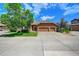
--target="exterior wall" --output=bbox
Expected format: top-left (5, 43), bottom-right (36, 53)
top-left (71, 25), bottom-right (79, 31)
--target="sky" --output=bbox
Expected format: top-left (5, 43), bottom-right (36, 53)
top-left (0, 3), bottom-right (79, 23)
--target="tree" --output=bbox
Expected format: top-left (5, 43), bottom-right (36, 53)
top-left (21, 9), bottom-right (34, 32)
top-left (3, 3), bottom-right (22, 32)
top-left (59, 18), bottom-right (70, 33)
top-left (1, 3), bottom-right (34, 32)
top-left (60, 18), bottom-right (65, 28)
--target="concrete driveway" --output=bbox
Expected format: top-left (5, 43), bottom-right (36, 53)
top-left (0, 31), bottom-right (79, 56)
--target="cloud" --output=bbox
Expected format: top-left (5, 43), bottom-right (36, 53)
top-left (32, 3), bottom-right (49, 15)
top-left (23, 4), bottom-right (33, 11)
top-left (32, 3), bottom-right (49, 9)
top-left (41, 16), bottom-right (55, 20)
top-left (63, 5), bottom-right (79, 16)
top-left (22, 3), bottom-right (49, 16)
top-left (23, 3), bottom-right (46, 16)
top-left (56, 3), bottom-right (79, 16)
top-left (58, 3), bottom-right (69, 10)
top-left (64, 9), bottom-right (79, 16)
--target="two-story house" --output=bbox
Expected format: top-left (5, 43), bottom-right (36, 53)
top-left (71, 19), bottom-right (79, 31)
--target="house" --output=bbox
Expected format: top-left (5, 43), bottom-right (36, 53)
top-left (71, 19), bottom-right (79, 31)
top-left (31, 20), bottom-right (57, 32)
top-left (0, 23), bottom-right (6, 31)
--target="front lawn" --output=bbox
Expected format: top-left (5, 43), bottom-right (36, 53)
top-left (0, 32), bottom-right (38, 37)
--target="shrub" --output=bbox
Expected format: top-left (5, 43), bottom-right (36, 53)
top-left (60, 28), bottom-right (64, 33)
top-left (60, 27), bottom-right (70, 33)
top-left (64, 27), bottom-right (70, 33)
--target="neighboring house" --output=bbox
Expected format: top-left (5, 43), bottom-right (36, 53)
top-left (0, 23), bottom-right (6, 31)
top-left (71, 19), bottom-right (79, 24)
top-left (71, 19), bottom-right (79, 31)
top-left (31, 20), bottom-right (57, 32)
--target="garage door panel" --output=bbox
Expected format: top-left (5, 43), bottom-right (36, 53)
top-left (38, 28), bottom-right (48, 31)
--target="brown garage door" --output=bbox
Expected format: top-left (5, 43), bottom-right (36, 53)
top-left (38, 27), bottom-right (49, 31)
top-left (71, 25), bottom-right (79, 31)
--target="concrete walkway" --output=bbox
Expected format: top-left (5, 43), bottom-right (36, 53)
top-left (0, 31), bottom-right (79, 56)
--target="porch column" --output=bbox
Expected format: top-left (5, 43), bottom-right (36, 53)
top-left (48, 27), bottom-right (50, 32)
top-left (37, 26), bottom-right (39, 31)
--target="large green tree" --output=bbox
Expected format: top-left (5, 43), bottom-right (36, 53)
top-left (4, 3), bottom-right (22, 32)
top-left (0, 3), bottom-right (34, 32)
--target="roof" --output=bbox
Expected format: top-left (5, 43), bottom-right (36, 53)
top-left (31, 21), bottom-right (40, 25)
top-left (71, 19), bottom-right (79, 22)
top-left (31, 20), bottom-right (57, 26)
top-left (31, 22), bottom-right (38, 25)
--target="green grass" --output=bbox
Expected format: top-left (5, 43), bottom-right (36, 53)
top-left (21, 32), bottom-right (38, 36)
top-left (0, 32), bottom-right (38, 37)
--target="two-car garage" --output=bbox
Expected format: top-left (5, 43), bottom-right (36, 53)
top-left (38, 26), bottom-right (56, 32)
top-left (32, 22), bottom-right (57, 32)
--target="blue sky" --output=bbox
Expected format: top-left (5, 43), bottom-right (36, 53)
top-left (0, 3), bottom-right (79, 23)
